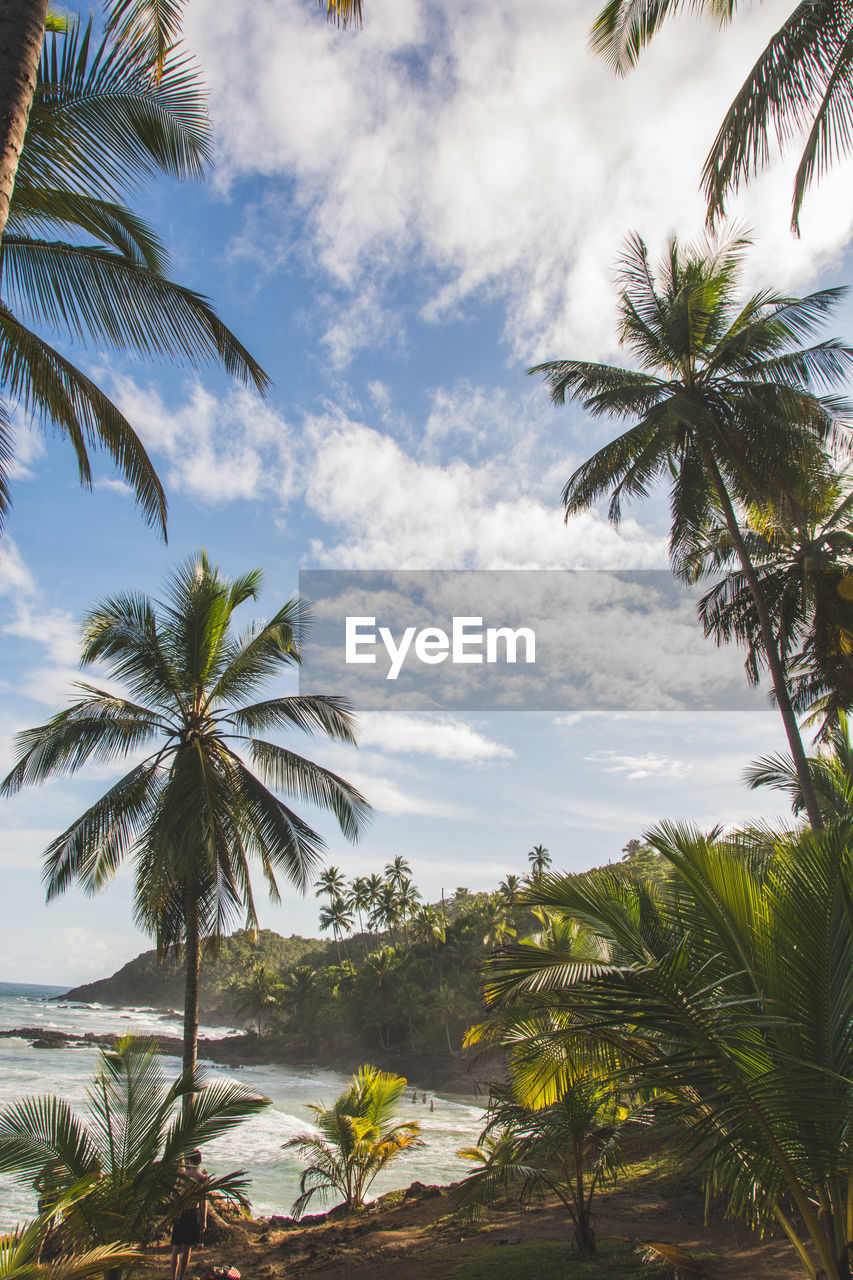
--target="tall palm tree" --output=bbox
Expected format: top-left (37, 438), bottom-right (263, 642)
top-left (314, 865), bottom-right (347, 903)
top-left (530, 232), bottom-right (853, 831)
top-left (348, 874), bottom-right (372, 951)
top-left (0, 1), bottom-right (363, 248)
top-left (591, 0), bottom-right (853, 227)
top-left (384, 854), bottom-right (412, 889)
top-left (526, 844), bottom-right (551, 881)
top-left (318, 893), bottom-right (354, 962)
top-left (0, 552), bottom-right (370, 1085)
top-left (689, 473), bottom-right (853, 738)
top-left (0, 20), bottom-right (269, 535)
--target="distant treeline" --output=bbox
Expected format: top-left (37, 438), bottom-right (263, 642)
top-left (65, 843), bottom-right (666, 1062)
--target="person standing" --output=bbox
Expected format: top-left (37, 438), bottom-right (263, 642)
top-left (170, 1151), bottom-right (208, 1280)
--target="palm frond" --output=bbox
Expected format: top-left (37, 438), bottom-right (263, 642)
top-left (0, 306), bottom-right (166, 534)
top-left (0, 237), bottom-right (269, 390)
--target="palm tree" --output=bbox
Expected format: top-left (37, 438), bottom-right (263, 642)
top-left (384, 854), bottom-right (412, 889)
top-left (348, 874), bottom-right (372, 951)
top-left (498, 873), bottom-right (522, 907)
top-left (318, 893), bottom-right (354, 961)
top-left (229, 960), bottom-right (284, 1037)
top-left (0, 1197), bottom-right (140, 1280)
top-left (370, 880), bottom-right (402, 950)
top-left (526, 843), bottom-right (552, 881)
top-left (279, 964), bottom-right (320, 1039)
top-left (314, 865), bottom-right (347, 903)
top-left (481, 898), bottom-right (516, 951)
top-left (0, 1), bottom-right (363, 248)
top-left (530, 232), bottom-right (853, 831)
top-left (0, 1037), bottom-right (266, 1264)
top-left (0, 20), bottom-right (269, 534)
top-left (688, 472), bottom-right (853, 739)
top-left (590, 0), bottom-right (853, 227)
top-left (0, 552), bottom-right (370, 1086)
top-left (458, 1082), bottom-right (626, 1259)
top-left (745, 709), bottom-right (853, 820)
top-left (286, 1066), bottom-right (422, 1217)
top-left (482, 818), bottom-right (853, 1280)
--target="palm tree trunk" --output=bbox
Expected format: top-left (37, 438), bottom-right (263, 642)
top-left (183, 887), bottom-right (200, 1102)
top-left (0, 0), bottom-right (48, 243)
top-left (704, 453), bottom-right (823, 831)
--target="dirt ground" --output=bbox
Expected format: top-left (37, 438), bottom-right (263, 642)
top-left (145, 1167), bottom-right (806, 1280)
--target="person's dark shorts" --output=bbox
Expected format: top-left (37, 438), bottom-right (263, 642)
top-left (171, 1208), bottom-right (202, 1248)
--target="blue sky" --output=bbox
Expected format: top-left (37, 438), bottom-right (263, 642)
top-left (2, 0), bottom-right (853, 984)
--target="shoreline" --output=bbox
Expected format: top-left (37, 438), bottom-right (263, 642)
top-left (0, 1024), bottom-right (494, 1099)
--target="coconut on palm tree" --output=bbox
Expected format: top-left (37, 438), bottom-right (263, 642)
top-left (530, 231), bottom-right (853, 830)
top-left (0, 551), bottom-right (371, 1085)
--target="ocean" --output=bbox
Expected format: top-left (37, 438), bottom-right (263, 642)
top-left (0, 982), bottom-right (485, 1231)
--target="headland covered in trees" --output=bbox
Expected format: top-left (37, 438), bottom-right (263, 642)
top-left (55, 846), bottom-right (657, 1091)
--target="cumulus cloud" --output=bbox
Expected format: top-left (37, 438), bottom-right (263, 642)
top-left (107, 373), bottom-right (668, 569)
top-left (110, 377), bottom-right (297, 506)
top-left (185, 0), bottom-right (853, 364)
top-left (0, 539), bottom-right (35, 598)
top-left (301, 408), bottom-right (667, 569)
top-left (356, 711), bottom-right (513, 761)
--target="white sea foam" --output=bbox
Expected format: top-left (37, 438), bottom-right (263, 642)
top-left (0, 986), bottom-right (484, 1228)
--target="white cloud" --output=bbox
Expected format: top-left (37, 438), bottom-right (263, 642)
top-left (0, 539), bottom-right (35, 598)
top-left (94, 477), bottom-right (135, 498)
top-left (110, 377), bottom-right (297, 505)
top-left (585, 749), bottom-right (693, 780)
top-left (5, 604), bottom-right (81, 668)
top-left (301, 409), bottom-right (667, 569)
top-left (343, 766), bottom-right (460, 816)
top-left (107, 374), bottom-right (668, 568)
top-left (186, 0), bottom-right (853, 364)
top-left (356, 711), bottom-right (513, 761)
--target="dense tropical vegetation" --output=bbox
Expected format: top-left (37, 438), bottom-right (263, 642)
top-left (64, 850), bottom-right (559, 1067)
top-left (0, 552), bottom-right (370, 1086)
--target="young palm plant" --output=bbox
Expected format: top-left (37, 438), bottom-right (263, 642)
top-left (0, 1036), bottom-right (266, 1267)
top-left (286, 1066), bottom-right (422, 1216)
top-left (0, 551), bottom-right (371, 1085)
top-left (457, 1082), bottom-right (627, 1258)
top-left (531, 232), bottom-right (853, 830)
top-left (482, 814), bottom-right (853, 1280)
top-left (0, 1188), bottom-right (140, 1280)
